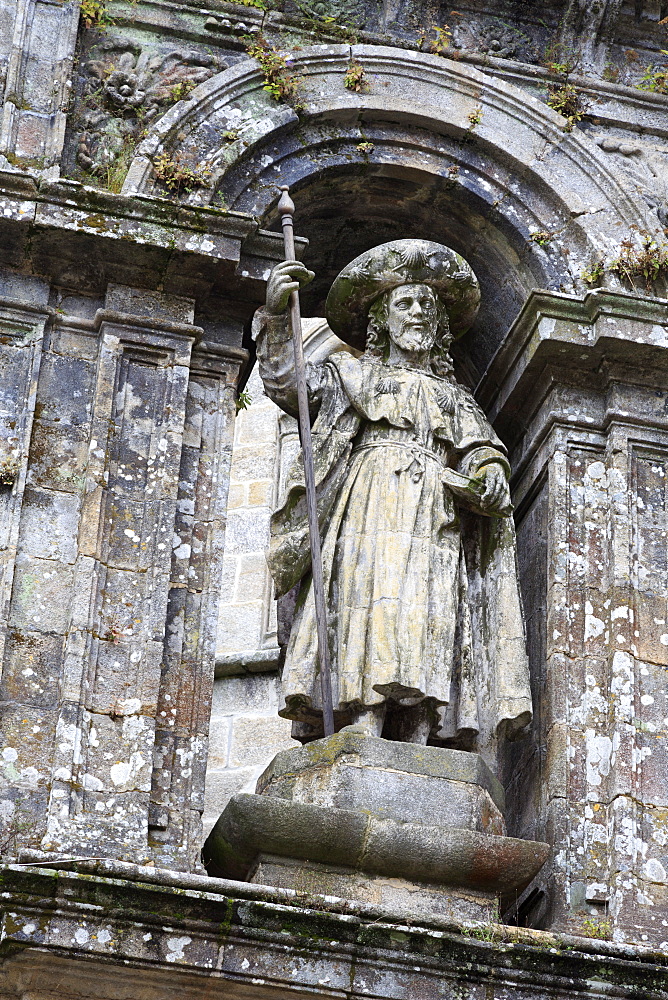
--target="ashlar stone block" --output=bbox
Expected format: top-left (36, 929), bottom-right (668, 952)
top-left (257, 729), bottom-right (506, 835)
top-left (484, 288), bottom-right (668, 943)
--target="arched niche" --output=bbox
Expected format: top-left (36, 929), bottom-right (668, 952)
top-left (123, 44), bottom-right (656, 382)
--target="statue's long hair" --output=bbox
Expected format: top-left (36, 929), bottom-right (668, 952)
top-left (365, 288), bottom-right (454, 379)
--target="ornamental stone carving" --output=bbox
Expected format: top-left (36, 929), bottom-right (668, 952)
top-left (74, 43), bottom-right (225, 178)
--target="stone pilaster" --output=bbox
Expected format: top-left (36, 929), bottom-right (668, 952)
top-left (148, 339), bottom-right (246, 871)
top-left (0, 276), bottom-right (249, 869)
top-left (0, 0), bottom-right (79, 176)
top-left (481, 288), bottom-right (668, 944)
top-left (0, 275), bottom-right (51, 838)
top-left (37, 285), bottom-right (199, 861)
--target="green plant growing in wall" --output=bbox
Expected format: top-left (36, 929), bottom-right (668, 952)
top-left (246, 36), bottom-right (304, 109)
top-left (344, 59), bottom-right (369, 93)
top-left (153, 151), bottom-right (210, 195)
top-left (602, 62), bottom-right (620, 83)
top-left (581, 259), bottom-right (605, 285)
top-left (540, 38), bottom-right (574, 76)
top-left (356, 141), bottom-right (374, 155)
top-left (80, 0), bottom-right (114, 28)
top-left (463, 924), bottom-right (496, 942)
top-left (580, 917), bottom-right (612, 940)
top-left (636, 54), bottom-right (668, 94)
top-left (467, 106), bottom-right (483, 130)
top-left (418, 24), bottom-right (453, 56)
top-left (291, 0), bottom-right (360, 43)
top-left (0, 454), bottom-right (19, 488)
top-left (169, 79), bottom-right (197, 102)
top-left (546, 82), bottom-right (585, 131)
top-left (236, 389), bottom-right (253, 411)
top-left (530, 231), bottom-right (552, 247)
top-left (460, 902), bottom-right (500, 941)
top-left (298, 14), bottom-right (358, 43)
top-left (319, 15), bottom-right (357, 43)
top-left (608, 233), bottom-right (668, 291)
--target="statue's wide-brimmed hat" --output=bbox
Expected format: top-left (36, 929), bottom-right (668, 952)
top-left (325, 239), bottom-right (480, 350)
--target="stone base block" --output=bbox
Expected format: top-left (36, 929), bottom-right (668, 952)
top-left (257, 726), bottom-right (506, 835)
top-left (251, 853), bottom-right (500, 922)
top-left (203, 730), bottom-right (550, 917)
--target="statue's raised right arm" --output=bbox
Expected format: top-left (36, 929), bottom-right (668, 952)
top-left (252, 260), bottom-right (315, 418)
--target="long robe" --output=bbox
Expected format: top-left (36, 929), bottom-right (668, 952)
top-left (253, 310), bottom-right (532, 751)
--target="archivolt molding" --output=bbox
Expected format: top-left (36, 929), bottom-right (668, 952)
top-left (121, 43), bottom-right (663, 373)
top-left (123, 44), bottom-right (653, 240)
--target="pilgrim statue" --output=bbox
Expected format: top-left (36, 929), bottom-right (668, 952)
top-left (253, 240), bottom-right (532, 755)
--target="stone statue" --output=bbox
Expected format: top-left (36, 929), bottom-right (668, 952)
top-left (253, 240), bottom-right (532, 755)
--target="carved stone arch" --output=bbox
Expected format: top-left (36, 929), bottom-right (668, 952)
top-left (123, 44), bottom-right (656, 379)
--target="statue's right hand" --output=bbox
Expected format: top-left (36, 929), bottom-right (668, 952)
top-left (266, 261), bottom-right (315, 315)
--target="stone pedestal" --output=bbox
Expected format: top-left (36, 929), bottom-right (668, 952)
top-left (204, 728), bottom-right (549, 921)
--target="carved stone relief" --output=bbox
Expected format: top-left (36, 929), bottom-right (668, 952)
top-left (285, 0), bottom-right (365, 24)
top-left (72, 40), bottom-right (227, 181)
top-left (204, 15), bottom-right (262, 40)
top-left (452, 17), bottom-right (539, 64)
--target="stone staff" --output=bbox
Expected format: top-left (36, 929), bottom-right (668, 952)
top-left (277, 185), bottom-right (335, 737)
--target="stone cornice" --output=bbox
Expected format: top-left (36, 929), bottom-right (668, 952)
top-left (0, 169), bottom-right (282, 255)
top-left (478, 288), bottom-right (668, 437)
top-left (0, 169), bottom-right (300, 303)
top-left (1, 858), bottom-right (667, 996)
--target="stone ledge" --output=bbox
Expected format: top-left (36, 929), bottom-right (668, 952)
top-left (214, 646), bottom-right (281, 677)
top-left (1, 859), bottom-right (668, 1000)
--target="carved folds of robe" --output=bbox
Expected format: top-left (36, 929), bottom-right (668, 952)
top-left (253, 310), bottom-right (532, 750)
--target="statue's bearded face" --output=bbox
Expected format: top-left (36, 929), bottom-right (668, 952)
top-left (385, 283), bottom-right (438, 354)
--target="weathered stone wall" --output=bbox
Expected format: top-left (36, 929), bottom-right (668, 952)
top-left (217, 367), bottom-right (280, 664)
top-left (0, 273), bottom-right (243, 873)
top-left (203, 672), bottom-right (296, 836)
top-left (4, 0), bottom-right (668, 986)
top-left (483, 290), bottom-right (668, 944)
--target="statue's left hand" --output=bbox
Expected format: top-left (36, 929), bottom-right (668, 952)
top-left (479, 464), bottom-right (510, 513)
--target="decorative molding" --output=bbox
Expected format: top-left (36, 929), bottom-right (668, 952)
top-left (121, 44), bottom-right (657, 307)
top-left (478, 288), bottom-right (668, 428)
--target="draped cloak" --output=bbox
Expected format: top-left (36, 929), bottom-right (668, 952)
top-left (253, 310), bottom-right (532, 750)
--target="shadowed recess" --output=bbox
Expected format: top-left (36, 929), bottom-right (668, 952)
top-left (255, 165), bottom-right (554, 387)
